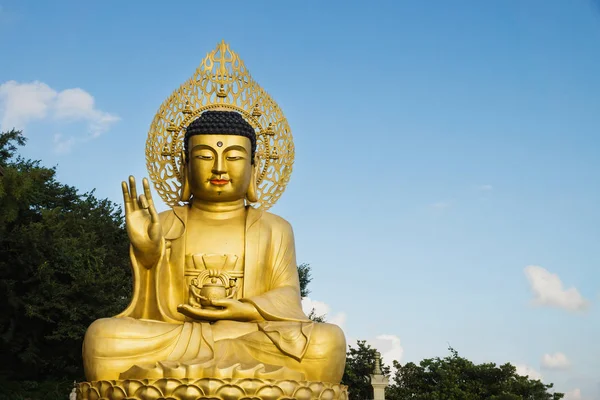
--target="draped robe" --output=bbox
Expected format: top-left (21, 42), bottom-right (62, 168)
top-left (83, 206), bottom-right (346, 383)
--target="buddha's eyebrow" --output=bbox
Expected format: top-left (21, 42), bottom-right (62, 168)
top-left (191, 144), bottom-right (213, 152)
top-left (224, 145), bottom-right (248, 153)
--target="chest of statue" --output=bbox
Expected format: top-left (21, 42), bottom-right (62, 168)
top-left (183, 214), bottom-right (246, 306)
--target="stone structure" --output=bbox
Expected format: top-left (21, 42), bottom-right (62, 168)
top-left (370, 352), bottom-right (389, 400)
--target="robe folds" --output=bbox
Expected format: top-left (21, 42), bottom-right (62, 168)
top-left (83, 206), bottom-right (346, 383)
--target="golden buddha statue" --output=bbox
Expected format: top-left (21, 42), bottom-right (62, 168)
top-left (78, 41), bottom-right (347, 400)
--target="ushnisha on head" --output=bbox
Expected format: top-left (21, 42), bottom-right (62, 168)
top-left (180, 111), bottom-right (259, 204)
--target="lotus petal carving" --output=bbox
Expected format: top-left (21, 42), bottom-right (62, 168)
top-left (76, 377), bottom-right (347, 400)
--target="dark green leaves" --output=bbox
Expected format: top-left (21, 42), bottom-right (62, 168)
top-left (0, 130), bottom-right (132, 399)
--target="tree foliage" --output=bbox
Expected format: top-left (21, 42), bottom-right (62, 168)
top-left (342, 342), bottom-right (563, 400)
top-left (387, 348), bottom-right (563, 399)
top-left (297, 262), bottom-right (312, 298)
top-left (297, 263), bottom-right (326, 322)
top-left (0, 130), bottom-right (132, 399)
top-left (307, 308), bottom-right (326, 323)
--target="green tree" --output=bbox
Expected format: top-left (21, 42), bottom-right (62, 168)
top-left (298, 262), bottom-right (312, 298)
top-left (297, 263), bottom-right (326, 322)
top-left (386, 347), bottom-right (564, 400)
top-left (341, 342), bottom-right (563, 400)
top-left (343, 340), bottom-right (391, 400)
top-left (0, 130), bottom-right (132, 399)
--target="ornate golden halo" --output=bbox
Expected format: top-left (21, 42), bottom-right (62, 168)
top-left (145, 40), bottom-right (294, 210)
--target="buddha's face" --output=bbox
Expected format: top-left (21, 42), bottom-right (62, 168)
top-left (186, 134), bottom-right (253, 202)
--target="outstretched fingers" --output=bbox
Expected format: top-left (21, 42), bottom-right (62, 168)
top-left (142, 178), bottom-right (160, 223)
top-left (142, 178), bottom-right (154, 204)
top-left (129, 176), bottom-right (139, 210)
top-left (121, 181), bottom-right (133, 214)
top-left (122, 176), bottom-right (159, 224)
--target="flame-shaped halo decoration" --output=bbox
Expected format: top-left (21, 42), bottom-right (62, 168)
top-left (145, 40), bottom-right (294, 210)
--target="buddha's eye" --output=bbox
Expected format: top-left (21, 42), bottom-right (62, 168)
top-left (195, 154), bottom-right (213, 160)
top-left (226, 156), bottom-right (244, 161)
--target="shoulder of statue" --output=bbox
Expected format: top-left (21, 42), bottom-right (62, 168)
top-left (250, 207), bottom-right (293, 235)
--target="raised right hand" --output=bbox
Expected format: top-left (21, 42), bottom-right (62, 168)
top-left (122, 176), bottom-right (163, 267)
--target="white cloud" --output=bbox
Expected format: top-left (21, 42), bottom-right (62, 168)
top-left (54, 88), bottom-right (119, 137)
top-left (564, 388), bottom-right (582, 400)
top-left (301, 297), bottom-right (346, 329)
top-left (524, 266), bottom-right (589, 312)
top-left (0, 81), bottom-right (56, 129)
top-left (541, 352), bottom-right (571, 370)
top-left (367, 334), bottom-right (404, 367)
top-left (0, 80), bottom-right (119, 152)
top-left (515, 364), bottom-right (543, 381)
top-left (328, 313), bottom-right (347, 328)
top-left (478, 184), bottom-right (493, 191)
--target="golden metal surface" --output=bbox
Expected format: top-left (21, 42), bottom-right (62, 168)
top-left (146, 40), bottom-right (294, 210)
top-left (81, 41), bottom-right (346, 396)
top-left (77, 378), bottom-right (348, 400)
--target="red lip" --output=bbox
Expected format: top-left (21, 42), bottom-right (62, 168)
top-left (209, 179), bottom-right (230, 185)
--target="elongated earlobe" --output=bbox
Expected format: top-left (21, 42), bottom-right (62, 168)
top-left (179, 151), bottom-right (192, 203)
top-left (246, 163), bottom-right (259, 203)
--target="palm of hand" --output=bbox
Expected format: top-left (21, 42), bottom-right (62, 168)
top-left (178, 299), bottom-right (261, 322)
top-left (122, 176), bottom-right (163, 264)
top-left (126, 208), bottom-right (161, 251)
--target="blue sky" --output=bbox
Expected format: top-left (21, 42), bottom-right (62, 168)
top-left (1, 0), bottom-right (599, 398)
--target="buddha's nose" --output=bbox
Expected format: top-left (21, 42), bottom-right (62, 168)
top-left (211, 156), bottom-right (226, 175)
